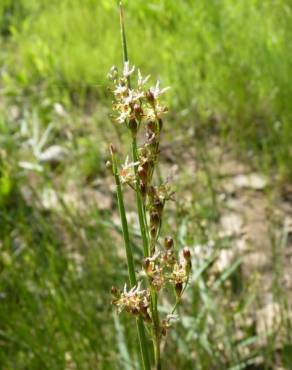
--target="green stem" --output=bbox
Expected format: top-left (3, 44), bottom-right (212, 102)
top-left (111, 148), bottom-right (151, 370)
top-left (119, 2), bottom-right (131, 88)
top-left (132, 138), bottom-right (162, 369)
top-left (155, 337), bottom-right (161, 370)
top-left (137, 316), bottom-right (152, 370)
top-left (111, 148), bottom-right (136, 286)
top-left (132, 138), bottom-right (161, 368)
top-left (132, 137), bottom-right (150, 257)
top-left (119, 3), bottom-right (160, 368)
top-left (151, 288), bottom-right (161, 370)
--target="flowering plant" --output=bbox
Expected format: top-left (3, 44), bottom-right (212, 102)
top-left (108, 4), bottom-right (191, 370)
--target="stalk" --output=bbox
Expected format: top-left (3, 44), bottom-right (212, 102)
top-left (133, 138), bottom-right (161, 369)
top-left (133, 137), bottom-right (161, 370)
top-left (132, 137), bottom-right (149, 257)
top-left (120, 2), bottom-right (131, 88)
top-left (110, 147), bottom-right (151, 370)
top-left (119, 3), bottom-right (149, 257)
top-left (151, 288), bottom-right (161, 370)
top-left (119, 3), bottom-right (161, 368)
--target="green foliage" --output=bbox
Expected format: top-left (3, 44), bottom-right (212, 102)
top-left (0, 182), bottom-right (126, 369)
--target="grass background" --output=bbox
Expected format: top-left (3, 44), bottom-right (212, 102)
top-left (1, 0), bottom-right (292, 369)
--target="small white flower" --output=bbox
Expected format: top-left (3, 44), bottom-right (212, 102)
top-left (114, 84), bottom-right (128, 96)
top-left (120, 156), bottom-right (138, 185)
top-left (166, 314), bottom-right (179, 323)
top-left (137, 69), bottom-right (150, 88)
top-left (123, 89), bottom-right (144, 105)
top-left (150, 80), bottom-right (170, 99)
top-left (123, 61), bottom-right (135, 78)
top-left (116, 110), bottom-right (131, 124)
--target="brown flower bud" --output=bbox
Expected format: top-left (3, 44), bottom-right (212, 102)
top-left (109, 144), bottom-right (116, 154)
top-left (164, 237), bottom-right (173, 250)
top-left (183, 247), bottom-right (191, 261)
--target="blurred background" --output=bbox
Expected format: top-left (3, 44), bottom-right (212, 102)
top-left (0, 0), bottom-right (292, 369)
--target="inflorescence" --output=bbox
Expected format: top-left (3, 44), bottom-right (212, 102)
top-left (109, 62), bottom-right (191, 338)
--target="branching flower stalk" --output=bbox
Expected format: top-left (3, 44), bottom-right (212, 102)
top-left (109, 3), bottom-right (192, 370)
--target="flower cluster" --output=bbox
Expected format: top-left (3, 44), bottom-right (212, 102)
top-left (144, 240), bottom-right (192, 295)
top-left (111, 284), bottom-right (151, 322)
top-left (119, 156), bottom-right (137, 186)
top-left (109, 62), bottom-right (191, 336)
top-left (109, 62), bottom-right (169, 134)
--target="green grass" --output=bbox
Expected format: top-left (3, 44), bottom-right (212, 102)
top-left (1, 1), bottom-right (292, 369)
top-left (1, 0), bottom-right (292, 178)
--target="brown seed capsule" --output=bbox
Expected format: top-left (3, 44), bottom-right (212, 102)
top-left (131, 307), bottom-right (139, 315)
top-left (133, 103), bottom-right (143, 120)
top-left (128, 118), bottom-right (138, 134)
top-left (150, 226), bottom-right (157, 239)
top-left (143, 258), bottom-right (151, 273)
top-left (164, 237), bottom-right (173, 250)
top-left (158, 118), bottom-right (163, 131)
top-left (138, 165), bottom-right (147, 182)
top-left (141, 160), bottom-right (149, 172)
top-left (147, 120), bottom-right (156, 132)
top-left (146, 90), bottom-right (155, 104)
top-left (175, 282), bottom-right (183, 296)
top-left (140, 182), bottom-right (147, 197)
top-left (154, 199), bottom-right (163, 213)
top-left (183, 247), bottom-right (191, 261)
top-left (150, 211), bottom-right (160, 226)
